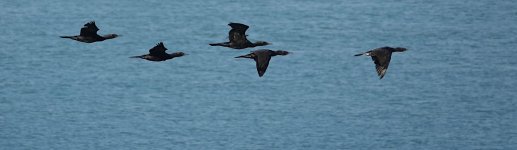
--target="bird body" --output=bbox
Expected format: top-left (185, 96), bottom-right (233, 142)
top-left (130, 42), bottom-right (185, 61)
top-left (355, 47), bottom-right (407, 79)
top-left (235, 49), bottom-right (289, 77)
top-left (60, 21), bottom-right (118, 43)
top-left (210, 23), bottom-right (269, 49)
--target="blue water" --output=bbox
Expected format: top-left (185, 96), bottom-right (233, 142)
top-left (1, 0), bottom-right (517, 149)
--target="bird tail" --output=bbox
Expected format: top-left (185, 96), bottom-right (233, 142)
top-left (210, 42), bottom-right (232, 47)
top-left (60, 36), bottom-right (73, 39)
top-left (129, 55), bottom-right (143, 58)
top-left (209, 43), bottom-right (223, 46)
top-left (354, 53), bottom-right (364, 56)
top-left (235, 54), bottom-right (253, 59)
top-left (355, 52), bottom-right (370, 56)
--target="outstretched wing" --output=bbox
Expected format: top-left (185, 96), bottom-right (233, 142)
top-left (253, 50), bottom-right (272, 77)
top-left (80, 21), bottom-right (100, 36)
top-left (149, 42), bottom-right (168, 56)
top-left (228, 23), bottom-right (249, 31)
top-left (371, 53), bottom-right (392, 79)
top-left (228, 23), bottom-right (249, 45)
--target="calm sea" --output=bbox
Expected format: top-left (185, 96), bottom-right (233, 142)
top-left (1, 0), bottom-right (516, 149)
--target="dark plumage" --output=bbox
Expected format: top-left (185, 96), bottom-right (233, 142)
top-left (209, 23), bottom-right (270, 49)
top-left (130, 42), bottom-right (186, 61)
top-left (60, 21), bottom-right (119, 43)
top-left (354, 47), bottom-right (407, 79)
top-left (235, 49), bottom-right (289, 77)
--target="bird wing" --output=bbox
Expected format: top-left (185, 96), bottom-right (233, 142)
top-left (149, 42), bottom-right (168, 56)
top-left (228, 23), bottom-right (249, 31)
top-left (254, 51), bottom-right (272, 77)
top-left (371, 53), bottom-right (392, 79)
top-left (80, 21), bottom-right (100, 36)
top-left (228, 29), bottom-right (249, 45)
top-left (228, 23), bottom-right (249, 45)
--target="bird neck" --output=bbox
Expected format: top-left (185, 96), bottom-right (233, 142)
top-left (272, 50), bottom-right (289, 56)
top-left (252, 41), bottom-right (269, 47)
top-left (392, 47), bottom-right (407, 52)
top-left (102, 34), bottom-right (118, 40)
top-left (169, 52), bottom-right (184, 58)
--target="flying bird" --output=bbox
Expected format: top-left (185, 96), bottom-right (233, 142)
top-left (235, 49), bottom-right (289, 77)
top-left (130, 42), bottom-right (186, 61)
top-left (209, 23), bottom-right (270, 49)
top-left (354, 47), bottom-right (407, 79)
top-left (60, 21), bottom-right (119, 43)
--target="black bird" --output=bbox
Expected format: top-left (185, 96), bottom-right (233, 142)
top-left (354, 47), bottom-right (407, 79)
top-left (235, 49), bottom-right (289, 77)
top-left (130, 42), bottom-right (186, 61)
top-left (60, 21), bottom-right (119, 43)
top-left (209, 23), bottom-right (270, 49)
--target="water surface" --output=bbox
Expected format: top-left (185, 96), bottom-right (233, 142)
top-left (1, 0), bottom-right (516, 149)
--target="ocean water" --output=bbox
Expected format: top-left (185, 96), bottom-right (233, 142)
top-left (1, 0), bottom-right (516, 149)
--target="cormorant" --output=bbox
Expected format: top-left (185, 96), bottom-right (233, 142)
top-left (354, 47), bottom-right (407, 79)
top-left (235, 49), bottom-right (289, 77)
top-left (60, 21), bottom-right (119, 43)
top-left (130, 42), bottom-right (186, 61)
top-left (209, 23), bottom-right (269, 49)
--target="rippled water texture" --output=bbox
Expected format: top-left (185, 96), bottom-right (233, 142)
top-left (1, 0), bottom-right (516, 149)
